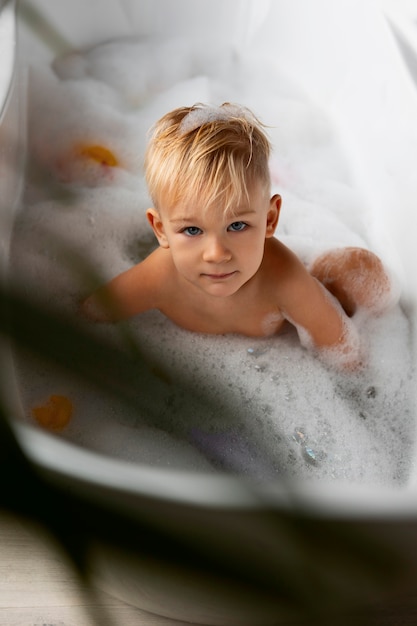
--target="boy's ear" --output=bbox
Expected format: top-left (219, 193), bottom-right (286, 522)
top-left (146, 208), bottom-right (169, 248)
top-left (265, 194), bottom-right (281, 238)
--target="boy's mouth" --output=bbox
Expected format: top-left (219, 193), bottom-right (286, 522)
top-left (202, 271), bottom-right (237, 281)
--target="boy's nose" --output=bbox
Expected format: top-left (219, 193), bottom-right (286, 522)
top-left (202, 236), bottom-right (232, 263)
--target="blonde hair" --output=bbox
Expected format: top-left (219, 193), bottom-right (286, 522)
top-left (144, 103), bottom-right (271, 215)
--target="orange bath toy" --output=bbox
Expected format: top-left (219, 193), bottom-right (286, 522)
top-left (32, 394), bottom-right (73, 430)
top-left (76, 143), bottom-right (119, 167)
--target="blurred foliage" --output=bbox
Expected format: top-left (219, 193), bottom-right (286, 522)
top-left (0, 282), bottom-right (407, 626)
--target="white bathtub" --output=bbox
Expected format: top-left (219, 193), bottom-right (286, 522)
top-left (3, 0), bottom-right (417, 624)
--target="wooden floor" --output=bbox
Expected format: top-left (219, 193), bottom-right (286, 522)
top-left (2, 510), bottom-right (417, 626)
top-left (0, 512), bottom-right (191, 626)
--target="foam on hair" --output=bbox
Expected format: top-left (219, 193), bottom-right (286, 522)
top-left (144, 102), bottom-right (271, 215)
top-left (179, 103), bottom-right (258, 134)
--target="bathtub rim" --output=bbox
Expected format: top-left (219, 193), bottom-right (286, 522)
top-left (0, 0), bottom-right (16, 122)
top-left (11, 418), bottom-right (417, 520)
top-left (6, 0), bottom-right (417, 524)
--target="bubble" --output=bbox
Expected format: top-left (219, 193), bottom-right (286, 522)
top-left (303, 446), bottom-right (319, 465)
top-left (293, 428), bottom-right (307, 444)
top-left (247, 347), bottom-right (268, 357)
top-left (366, 385), bottom-right (377, 399)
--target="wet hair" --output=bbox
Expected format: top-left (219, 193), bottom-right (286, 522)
top-left (144, 103), bottom-right (271, 215)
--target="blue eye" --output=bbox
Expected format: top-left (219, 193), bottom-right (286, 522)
top-left (228, 221), bottom-right (247, 232)
top-left (183, 226), bottom-right (202, 236)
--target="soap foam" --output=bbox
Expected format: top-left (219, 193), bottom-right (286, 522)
top-left (179, 103), bottom-right (255, 134)
top-left (10, 37), bottom-right (416, 487)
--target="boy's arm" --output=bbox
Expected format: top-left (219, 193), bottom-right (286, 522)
top-left (80, 249), bottom-right (164, 323)
top-left (276, 249), bottom-right (362, 369)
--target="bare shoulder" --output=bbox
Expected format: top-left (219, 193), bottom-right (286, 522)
top-left (121, 247), bottom-right (173, 293)
top-left (263, 238), bottom-right (308, 288)
top-left (82, 247), bottom-right (174, 322)
top-left (264, 238), bottom-right (331, 307)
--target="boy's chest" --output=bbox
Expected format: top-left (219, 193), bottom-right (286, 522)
top-left (160, 285), bottom-right (285, 337)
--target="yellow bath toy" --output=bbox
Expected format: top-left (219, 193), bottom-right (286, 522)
top-left (32, 394), bottom-right (73, 430)
top-left (76, 143), bottom-right (119, 167)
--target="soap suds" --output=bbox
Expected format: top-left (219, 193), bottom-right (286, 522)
top-left (9, 36), bottom-right (416, 487)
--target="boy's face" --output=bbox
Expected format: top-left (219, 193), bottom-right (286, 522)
top-left (147, 182), bottom-right (281, 298)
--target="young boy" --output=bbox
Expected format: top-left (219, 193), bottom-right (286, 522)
top-left (81, 103), bottom-right (397, 369)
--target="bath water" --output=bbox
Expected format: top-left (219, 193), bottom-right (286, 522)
top-left (10, 37), bottom-right (416, 486)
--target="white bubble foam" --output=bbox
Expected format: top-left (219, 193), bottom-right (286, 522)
top-left (10, 36), bottom-right (416, 487)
